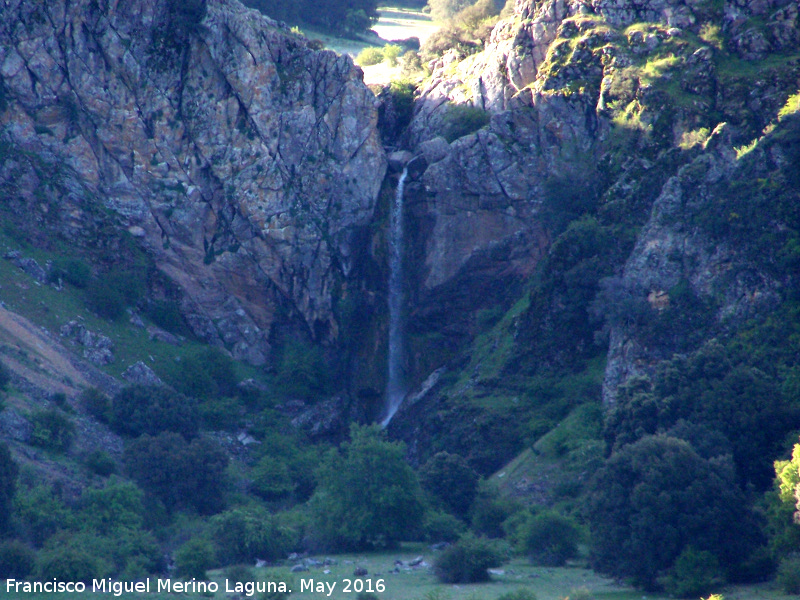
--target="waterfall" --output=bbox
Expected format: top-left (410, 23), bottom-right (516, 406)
top-left (382, 166), bottom-right (408, 426)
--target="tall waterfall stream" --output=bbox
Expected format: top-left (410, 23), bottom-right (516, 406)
top-left (382, 167), bottom-right (408, 426)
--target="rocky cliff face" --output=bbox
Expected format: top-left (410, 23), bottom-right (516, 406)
top-left (399, 0), bottom-right (798, 373)
top-left (387, 0), bottom-right (800, 470)
top-left (0, 0), bottom-right (385, 364)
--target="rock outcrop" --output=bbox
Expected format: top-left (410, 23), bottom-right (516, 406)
top-left (0, 0), bottom-right (386, 364)
top-left (398, 0), bottom-right (799, 387)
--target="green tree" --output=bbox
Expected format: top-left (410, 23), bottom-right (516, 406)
top-left (29, 409), bottom-right (75, 452)
top-left (419, 451), bottom-right (479, 519)
top-left (586, 435), bottom-right (760, 590)
top-left (426, 0), bottom-right (473, 21)
top-left (309, 424), bottom-right (425, 550)
top-left (175, 537), bottom-right (216, 579)
top-left (518, 510), bottom-right (579, 567)
top-left (0, 444), bottom-right (17, 535)
top-left (124, 432), bottom-right (228, 514)
top-left (111, 385), bottom-right (199, 439)
top-left (775, 441), bottom-right (800, 519)
top-left (433, 534), bottom-right (506, 583)
top-left (210, 507), bottom-right (298, 565)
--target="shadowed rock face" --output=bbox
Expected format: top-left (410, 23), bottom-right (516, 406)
top-left (0, 0), bottom-right (385, 364)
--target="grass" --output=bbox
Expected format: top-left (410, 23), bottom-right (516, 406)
top-left (0, 230), bottom-right (258, 385)
top-left (5, 548), bottom-right (799, 600)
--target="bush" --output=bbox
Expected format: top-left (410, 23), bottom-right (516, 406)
top-left (210, 507), bottom-right (299, 565)
top-left (175, 538), bottom-right (216, 580)
top-left (0, 540), bottom-right (36, 579)
top-left (35, 536), bottom-right (112, 582)
top-left (13, 484), bottom-right (74, 546)
top-left (442, 104), bottom-right (490, 142)
top-left (143, 299), bottom-right (188, 335)
top-left (433, 535), bottom-right (506, 583)
top-left (48, 258), bottom-right (91, 288)
top-left (276, 340), bottom-right (329, 400)
top-left (30, 409), bottom-right (75, 452)
top-left (124, 432), bottom-right (228, 514)
top-left (777, 555), bottom-right (800, 594)
top-left (427, 0), bottom-right (473, 21)
top-left (470, 480), bottom-right (521, 538)
top-left (423, 510), bottom-right (466, 543)
top-left (251, 456), bottom-right (295, 500)
top-left (85, 450), bottom-right (116, 476)
top-left (659, 547), bottom-right (723, 598)
top-left (496, 589), bottom-right (537, 600)
top-left (85, 279), bottom-right (125, 320)
top-left (111, 385), bottom-right (199, 439)
top-left (383, 44), bottom-right (402, 66)
top-left (80, 387), bottom-right (110, 423)
top-left (519, 510), bottom-right (579, 566)
top-left (356, 47), bottom-right (384, 66)
top-left (419, 451), bottom-right (479, 519)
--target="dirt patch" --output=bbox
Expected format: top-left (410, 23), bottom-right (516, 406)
top-left (0, 304), bottom-right (89, 397)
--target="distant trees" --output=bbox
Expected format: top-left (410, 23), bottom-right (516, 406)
top-left (244, 0), bottom-right (379, 36)
top-left (309, 424), bottom-right (425, 550)
top-left (124, 432), bottom-right (228, 514)
top-left (111, 385), bottom-right (199, 439)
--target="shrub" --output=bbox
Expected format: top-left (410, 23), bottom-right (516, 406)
top-left (356, 47), bottom-right (384, 66)
top-left (519, 510), bottom-right (579, 566)
top-left (276, 340), bottom-right (328, 400)
top-left (442, 104), bottom-right (489, 142)
top-left (427, 0), bottom-right (473, 21)
top-left (423, 510), bottom-right (466, 543)
top-left (210, 507), bottom-right (298, 565)
top-left (659, 547), bottom-right (723, 598)
top-left (401, 50), bottom-right (424, 77)
top-left (164, 348), bottom-right (238, 400)
top-left (143, 299), bottom-right (188, 335)
top-left (175, 538), bottom-right (216, 580)
top-left (85, 450), bottom-right (116, 476)
top-left (13, 484), bottom-right (74, 545)
top-left (111, 385), bottom-right (199, 439)
top-left (383, 44), bottom-right (403, 66)
top-left (470, 480), bottom-right (521, 538)
top-left (0, 540), bottom-right (36, 579)
top-left (251, 456), bottom-right (296, 500)
top-left (496, 589), bottom-right (537, 600)
top-left (85, 279), bottom-right (125, 320)
top-left (48, 258), bottom-right (91, 288)
top-left (80, 387), bottom-right (110, 422)
top-left (124, 432), bottom-right (228, 514)
top-left (433, 535), bottom-right (506, 583)
top-left (777, 555), bottom-right (800, 594)
top-left (30, 409), bottom-right (75, 452)
top-left (35, 536), bottom-right (112, 582)
top-left (419, 451), bottom-right (479, 519)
